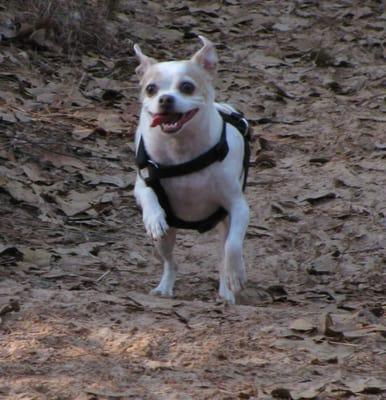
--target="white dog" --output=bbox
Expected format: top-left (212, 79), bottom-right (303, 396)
top-left (133, 36), bottom-right (250, 304)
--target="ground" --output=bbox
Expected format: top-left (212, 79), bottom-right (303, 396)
top-left (0, 1), bottom-right (385, 399)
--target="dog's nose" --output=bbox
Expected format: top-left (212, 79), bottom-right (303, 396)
top-left (158, 94), bottom-right (175, 111)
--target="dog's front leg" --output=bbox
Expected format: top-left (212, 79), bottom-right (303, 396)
top-left (219, 197), bottom-right (249, 304)
top-left (218, 219), bottom-right (234, 303)
top-left (134, 176), bottom-right (169, 240)
top-left (151, 228), bottom-right (178, 297)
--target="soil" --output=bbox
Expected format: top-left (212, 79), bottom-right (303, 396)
top-left (0, 1), bottom-right (385, 399)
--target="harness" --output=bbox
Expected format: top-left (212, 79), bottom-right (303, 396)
top-left (135, 111), bottom-right (251, 233)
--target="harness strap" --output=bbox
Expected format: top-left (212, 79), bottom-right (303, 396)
top-left (135, 111), bottom-right (250, 232)
top-left (219, 111), bottom-right (251, 190)
top-left (136, 119), bottom-right (228, 180)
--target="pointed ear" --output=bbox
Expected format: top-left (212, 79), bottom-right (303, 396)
top-left (191, 35), bottom-right (218, 77)
top-left (133, 44), bottom-right (157, 78)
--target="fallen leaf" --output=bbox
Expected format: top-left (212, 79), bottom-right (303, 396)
top-left (345, 378), bottom-right (386, 395)
top-left (72, 127), bottom-right (95, 140)
top-left (319, 312), bottom-right (343, 338)
top-left (22, 162), bottom-right (51, 183)
top-left (0, 110), bottom-right (17, 123)
top-left (82, 171), bottom-right (135, 188)
top-left (41, 152), bottom-right (87, 170)
top-left (290, 318), bottom-right (316, 333)
top-left (0, 245), bottom-right (24, 264)
top-left (0, 299), bottom-right (20, 316)
top-left (248, 51), bottom-right (288, 68)
top-left (55, 188), bottom-right (106, 216)
top-left (291, 382), bottom-right (326, 400)
top-left (21, 248), bottom-right (52, 267)
top-left (301, 191), bottom-right (336, 205)
top-left (271, 387), bottom-right (292, 399)
top-left (307, 254), bottom-right (336, 276)
top-left (97, 112), bottom-right (126, 134)
top-left (2, 180), bottom-right (41, 207)
top-left (85, 388), bottom-right (136, 398)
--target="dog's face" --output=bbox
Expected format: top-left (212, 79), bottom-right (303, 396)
top-left (134, 36), bottom-right (217, 135)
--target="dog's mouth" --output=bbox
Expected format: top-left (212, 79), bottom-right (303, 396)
top-left (150, 109), bottom-right (198, 134)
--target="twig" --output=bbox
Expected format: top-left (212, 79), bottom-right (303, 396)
top-left (173, 310), bottom-right (191, 329)
top-left (96, 269), bottom-right (111, 282)
top-left (347, 246), bottom-right (384, 255)
top-left (125, 294), bottom-right (146, 309)
top-left (327, 340), bottom-right (361, 347)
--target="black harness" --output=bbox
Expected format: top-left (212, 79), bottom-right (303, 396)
top-left (135, 111), bottom-right (251, 233)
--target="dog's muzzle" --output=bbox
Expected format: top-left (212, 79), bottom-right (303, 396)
top-left (158, 94), bottom-right (175, 113)
top-left (150, 107), bottom-right (199, 134)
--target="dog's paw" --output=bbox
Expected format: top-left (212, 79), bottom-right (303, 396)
top-left (218, 285), bottom-right (236, 304)
top-left (226, 264), bottom-right (247, 294)
top-left (143, 209), bottom-right (169, 240)
top-left (150, 286), bottom-right (174, 298)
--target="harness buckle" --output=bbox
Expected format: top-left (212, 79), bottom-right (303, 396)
top-left (144, 159), bottom-right (161, 183)
top-left (139, 167), bottom-right (150, 181)
top-left (239, 117), bottom-right (249, 135)
top-left (148, 159), bottom-right (159, 169)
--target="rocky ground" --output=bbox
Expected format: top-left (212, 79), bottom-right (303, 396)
top-left (0, 1), bottom-right (385, 399)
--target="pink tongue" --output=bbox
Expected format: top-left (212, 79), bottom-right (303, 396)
top-left (151, 114), bottom-right (173, 127)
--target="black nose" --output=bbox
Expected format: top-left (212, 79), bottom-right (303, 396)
top-left (158, 94), bottom-right (175, 111)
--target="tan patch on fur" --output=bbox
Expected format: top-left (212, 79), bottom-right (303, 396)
top-left (181, 60), bottom-right (214, 101)
top-left (140, 61), bottom-right (214, 102)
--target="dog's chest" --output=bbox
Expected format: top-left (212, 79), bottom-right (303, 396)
top-left (161, 167), bottom-right (221, 219)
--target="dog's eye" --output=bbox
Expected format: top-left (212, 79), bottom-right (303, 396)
top-left (179, 81), bottom-right (195, 95)
top-left (145, 83), bottom-right (158, 97)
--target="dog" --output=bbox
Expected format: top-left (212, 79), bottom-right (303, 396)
top-left (133, 36), bottom-right (250, 304)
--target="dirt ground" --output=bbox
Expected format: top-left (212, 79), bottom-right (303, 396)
top-left (0, 1), bottom-right (385, 399)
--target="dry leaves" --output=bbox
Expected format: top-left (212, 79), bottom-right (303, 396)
top-left (1, 0), bottom-right (386, 399)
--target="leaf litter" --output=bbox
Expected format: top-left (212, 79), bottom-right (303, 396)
top-left (0, 0), bottom-right (386, 399)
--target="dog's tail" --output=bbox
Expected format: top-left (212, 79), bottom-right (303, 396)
top-left (214, 102), bottom-right (238, 116)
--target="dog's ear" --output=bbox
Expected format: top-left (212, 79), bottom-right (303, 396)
top-left (133, 44), bottom-right (157, 78)
top-left (191, 35), bottom-right (217, 77)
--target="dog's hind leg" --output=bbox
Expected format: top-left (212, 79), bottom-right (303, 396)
top-left (219, 197), bottom-right (249, 303)
top-left (150, 228), bottom-right (178, 297)
top-left (218, 218), bottom-right (236, 304)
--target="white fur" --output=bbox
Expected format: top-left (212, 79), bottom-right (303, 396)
top-left (133, 37), bottom-right (249, 304)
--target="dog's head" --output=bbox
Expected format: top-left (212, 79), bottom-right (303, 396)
top-left (134, 36), bottom-right (217, 135)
